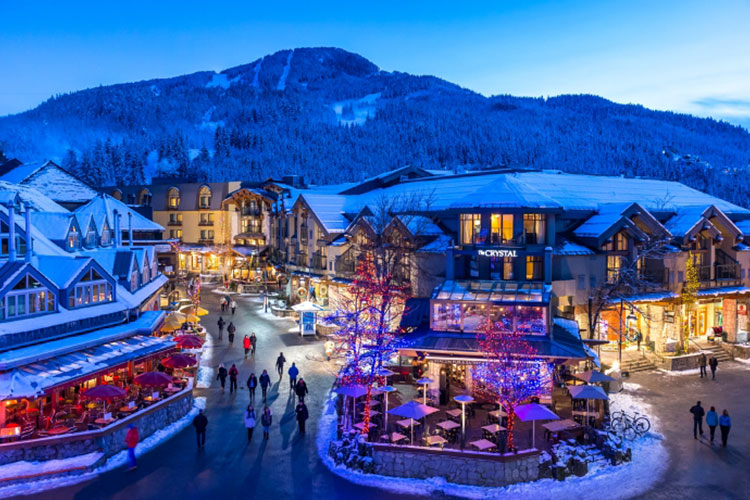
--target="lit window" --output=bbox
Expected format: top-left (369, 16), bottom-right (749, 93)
top-left (167, 187), bottom-right (180, 209)
top-left (199, 186), bottom-right (212, 209)
top-left (460, 214), bottom-right (483, 245)
top-left (490, 214), bottom-right (514, 244)
top-left (1, 274), bottom-right (56, 321)
top-left (523, 214), bottom-right (546, 245)
top-left (69, 269), bottom-right (112, 308)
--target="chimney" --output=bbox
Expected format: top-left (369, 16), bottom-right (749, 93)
top-left (7, 204), bottom-right (16, 262)
top-left (128, 212), bottom-right (133, 247)
top-left (113, 209), bottom-right (120, 247)
top-left (23, 202), bottom-right (32, 261)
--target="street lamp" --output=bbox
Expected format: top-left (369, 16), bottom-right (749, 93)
top-left (453, 394), bottom-right (474, 445)
top-left (381, 385), bottom-right (397, 431)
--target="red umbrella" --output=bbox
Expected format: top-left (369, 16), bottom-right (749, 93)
top-left (81, 385), bottom-right (127, 400)
top-left (174, 335), bottom-right (204, 349)
top-left (133, 371), bottom-right (173, 387)
top-left (161, 354), bottom-right (197, 369)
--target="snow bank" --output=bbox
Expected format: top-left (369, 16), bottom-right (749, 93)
top-left (658, 368), bottom-right (701, 376)
top-left (0, 397), bottom-right (205, 497)
top-left (196, 365), bottom-right (215, 389)
top-left (317, 386), bottom-right (667, 499)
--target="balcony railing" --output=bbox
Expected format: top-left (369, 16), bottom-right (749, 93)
top-left (198, 221), bottom-right (214, 226)
top-left (697, 263), bottom-right (742, 288)
top-left (241, 208), bottom-right (261, 217)
top-left (167, 221), bottom-right (182, 226)
top-left (312, 253), bottom-right (327, 271)
top-left (335, 257), bottom-right (356, 275)
top-left (296, 254), bottom-right (308, 267)
top-left (198, 238), bottom-right (214, 245)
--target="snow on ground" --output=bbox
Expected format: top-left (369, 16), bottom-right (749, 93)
top-left (658, 368), bottom-right (701, 376)
top-left (277, 50), bottom-right (293, 91)
top-left (0, 398), bottom-right (205, 497)
top-left (0, 452), bottom-right (102, 481)
top-left (206, 73), bottom-right (230, 89)
top-left (331, 93), bottom-right (380, 126)
top-left (196, 364), bottom-right (215, 389)
top-left (317, 384), bottom-right (667, 499)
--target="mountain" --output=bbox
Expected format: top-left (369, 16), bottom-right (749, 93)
top-left (1, 47), bottom-right (750, 206)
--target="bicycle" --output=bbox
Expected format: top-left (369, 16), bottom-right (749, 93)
top-left (610, 410), bottom-right (651, 439)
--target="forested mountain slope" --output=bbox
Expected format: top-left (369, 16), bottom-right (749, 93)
top-left (1, 47), bottom-right (749, 205)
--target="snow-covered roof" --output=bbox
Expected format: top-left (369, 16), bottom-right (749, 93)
top-left (553, 240), bottom-right (595, 256)
top-left (0, 161), bottom-right (46, 184)
top-left (75, 193), bottom-right (164, 233)
top-left (30, 212), bottom-right (76, 242)
top-left (0, 181), bottom-right (68, 213)
top-left (2, 160), bottom-right (98, 204)
top-left (34, 256), bottom-right (91, 289)
top-left (573, 203), bottom-right (632, 238)
top-left (297, 193), bottom-right (353, 233)
top-left (663, 206), bottom-right (710, 237)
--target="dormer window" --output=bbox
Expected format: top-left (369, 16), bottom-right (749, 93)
top-left (131, 270), bottom-right (139, 291)
top-left (101, 220), bottom-right (112, 246)
top-left (67, 225), bottom-right (79, 250)
top-left (139, 189), bottom-right (152, 207)
top-left (199, 186), bottom-right (212, 209)
top-left (142, 261), bottom-right (150, 283)
top-left (603, 232), bottom-right (628, 252)
top-left (85, 220), bottom-right (97, 248)
top-left (1, 220), bottom-right (27, 257)
top-left (1, 274), bottom-right (56, 321)
top-left (68, 268), bottom-right (113, 308)
top-left (167, 187), bottom-right (180, 209)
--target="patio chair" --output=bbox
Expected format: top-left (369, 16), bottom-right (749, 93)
top-left (74, 412), bottom-right (89, 431)
top-left (20, 423), bottom-right (35, 440)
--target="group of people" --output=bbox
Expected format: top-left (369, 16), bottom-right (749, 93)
top-left (220, 295), bottom-right (238, 315)
top-left (690, 401), bottom-right (732, 447)
top-left (216, 316), bottom-right (238, 344)
top-left (698, 353), bottom-right (719, 380)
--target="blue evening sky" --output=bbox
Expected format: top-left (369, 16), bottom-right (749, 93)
top-left (1, 1), bottom-right (749, 127)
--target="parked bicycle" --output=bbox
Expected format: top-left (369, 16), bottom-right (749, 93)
top-left (609, 410), bottom-right (650, 440)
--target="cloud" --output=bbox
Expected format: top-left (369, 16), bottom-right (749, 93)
top-left (690, 97), bottom-right (750, 130)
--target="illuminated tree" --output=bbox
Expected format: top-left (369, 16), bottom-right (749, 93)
top-left (681, 251), bottom-right (699, 351)
top-left (471, 319), bottom-right (552, 451)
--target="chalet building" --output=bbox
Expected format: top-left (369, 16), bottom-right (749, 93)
top-left (262, 168), bottom-right (750, 372)
top-left (0, 159), bottom-right (99, 210)
top-left (0, 182), bottom-right (172, 431)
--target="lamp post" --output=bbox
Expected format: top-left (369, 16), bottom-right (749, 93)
top-left (381, 386), bottom-right (397, 432)
top-left (453, 395), bottom-right (474, 445)
top-left (416, 377), bottom-right (434, 405)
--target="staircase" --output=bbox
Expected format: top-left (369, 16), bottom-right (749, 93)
top-left (696, 342), bottom-right (733, 363)
top-left (621, 357), bottom-right (657, 374)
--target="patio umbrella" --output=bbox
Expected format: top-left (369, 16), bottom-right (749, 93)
top-left (334, 385), bottom-right (383, 428)
top-left (453, 395), bottom-right (475, 443)
top-left (380, 385), bottom-right (398, 430)
top-left (134, 371), bottom-right (173, 387)
top-left (388, 401), bottom-right (439, 443)
top-left (516, 403), bottom-right (559, 449)
top-left (573, 370), bottom-right (615, 385)
top-left (161, 354), bottom-right (197, 369)
top-left (416, 377), bottom-right (434, 405)
top-left (568, 385), bottom-right (609, 433)
top-left (174, 334), bottom-right (205, 349)
top-left (81, 385), bottom-right (127, 400)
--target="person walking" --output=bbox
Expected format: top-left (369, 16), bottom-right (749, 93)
top-left (699, 353), bottom-right (707, 379)
top-left (243, 335), bottom-right (251, 359)
top-left (193, 408), bottom-right (208, 449)
top-left (217, 316), bottom-right (226, 341)
top-left (217, 363), bottom-right (228, 393)
top-left (690, 401), bottom-right (705, 439)
top-left (276, 352), bottom-right (286, 379)
top-left (249, 371), bottom-right (260, 400)
top-left (709, 356), bottom-right (718, 380)
top-left (288, 362), bottom-right (299, 390)
top-left (244, 404), bottom-right (257, 442)
top-left (231, 299), bottom-right (237, 316)
top-left (295, 377), bottom-right (309, 403)
top-left (706, 406), bottom-right (719, 443)
top-left (227, 322), bottom-right (236, 345)
top-left (261, 406), bottom-right (272, 440)
top-left (259, 369), bottom-right (271, 402)
top-left (220, 296), bottom-right (226, 313)
top-left (295, 400), bottom-right (309, 435)
top-left (719, 409), bottom-right (731, 448)
top-left (250, 332), bottom-right (257, 356)
top-left (125, 423), bottom-right (139, 470)
top-left (228, 364), bottom-right (239, 394)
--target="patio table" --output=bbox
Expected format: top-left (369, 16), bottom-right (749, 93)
top-left (424, 435), bottom-right (448, 447)
top-left (119, 406), bottom-right (138, 413)
top-left (94, 418), bottom-right (115, 426)
top-left (396, 418), bottom-right (421, 429)
top-left (445, 409), bottom-right (462, 418)
top-left (47, 426), bottom-right (71, 436)
top-left (353, 422), bottom-right (377, 431)
top-left (164, 387), bottom-right (182, 394)
top-left (542, 419), bottom-right (578, 433)
top-left (436, 420), bottom-right (460, 431)
top-left (488, 409), bottom-right (508, 418)
top-left (572, 410), bottom-right (599, 417)
top-left (482, 424), bottom-right (506, 434)
top-left (382, 432), bottom-right (408, 443)
top-left (469, 439), bottom-right (497, 451)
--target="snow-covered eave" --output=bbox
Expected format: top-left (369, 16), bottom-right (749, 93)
top-left (118, 275), bottom-right (168, 309)
top-left (0, 311), bottom-right (165, 370)
top-left (0, 300), bottom-right (129, 336)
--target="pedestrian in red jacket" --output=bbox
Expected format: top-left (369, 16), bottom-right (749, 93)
top-left (243, 335), bottom-right (251, 359)
top-left (125, 424), bottom-right (139, 470)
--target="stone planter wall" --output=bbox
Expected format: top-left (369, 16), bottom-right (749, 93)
top-left (656, 352), bottom-right (701, 371)
top-left (370, 444), bottom-right (539, 487)
top-left (0, 390), bottom-right (193, 466)
top-left (729, 343), bottom-right (750, 360)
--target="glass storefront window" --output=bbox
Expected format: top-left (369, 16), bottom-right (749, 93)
top-left (489, 305), bottom-right (514, 332)
top-left (490, 214), bottom-right (514, 244)
top-left (432, 302), bottom-right (461, 331)
top-left (516, 306), bottom-right (546, 335)
top-left (462, 303), bottom-right (487, 332)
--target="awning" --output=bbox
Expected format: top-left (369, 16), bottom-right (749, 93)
top-left (697, 286), bottom-right (750, 297)
top-left (0, 335), bottom-right (176, 399)
top-left (232, 246), bottom-right (268, 257)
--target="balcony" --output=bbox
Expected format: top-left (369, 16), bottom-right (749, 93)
top-left (465, 233), bottom-right (527, 248)
top-left (296, 253), bottom-right (308, 267)
top-left (312, 253), bottom-right (327, 271)
top-left (335, 257), bottom-right (356, 276)
top-left (198, 238), bottom-right (214, 246)
top-left (697, 263), bottom-right (742, 289)
top-left (241, 208), bottom-right (261, 217)
top-left (167, 220), bottom-right (182, 226)
top-left (198, 221), bottom-right (214, 227)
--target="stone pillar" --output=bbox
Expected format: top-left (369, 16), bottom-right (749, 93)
top-left (723, 298), bottom-right (737, 342)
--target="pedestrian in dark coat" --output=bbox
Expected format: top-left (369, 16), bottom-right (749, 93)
top-left (699, 352), bottom-right (707, 378)
top-left (243, 335), bottom-right (251, 359)
top-left (125, 424), bottom-right (139, 470)
top-left (217, 363), bottom-right (228, 393)
top-left (261, 406), bottom-right (272, 439)
top-left (193, 409), bottom-right (208, 449)
top-left (244, 405), bottom-right (257, 442)
top-left (259, 369), bottom-right (271, 401)
top-left (709, 356), bottom-right (718, 380)
top-left (288, 362), bottom-right (299, 390)
top-left (250, 332), bottom-right (257, 356)
top-left (247, 373), bottom-right (258, 402)
top-left (719, 409), bottom-right (731, 447)
top-left (295, 378), bottom-right (309, 403)
top-left (706, 406), bottom-right (719, 443)
top-left (217, 317), bottom-right (226, 340)
top-left (690, 401), bottom-right (705, 439)
top-left (296, 401), bottom-right (309, 435)
top-left (228, 364), bottom-right (239, 394)
top-left (276, 352), bottom-right (286, 379)
top-left (227, 322), bottom-right (236, 345)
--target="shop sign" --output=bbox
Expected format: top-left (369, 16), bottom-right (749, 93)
top-left (739, 304), bottom-right (747, 316)
top-left (663, 311), bottom-right (675, 323)
top-left (477, 249), bottom-right (519, 258)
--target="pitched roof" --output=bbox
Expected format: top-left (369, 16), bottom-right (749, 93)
top-left (75, 193), bottom-right (163, 233)
top-left (30, 212), bottom-right (77, 242)
top-left (0, 181), bottom-right (68, 213)
top-left (4, 160), bottom-right (98, 204)
top-left (297, 194), bottom-right (353, 233)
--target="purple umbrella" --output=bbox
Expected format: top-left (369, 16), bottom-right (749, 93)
top-left (515, 403), bottom-right (559, 449)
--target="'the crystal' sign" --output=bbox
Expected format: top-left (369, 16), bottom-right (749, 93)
top-left (477, 249), bottom-right (518, 258)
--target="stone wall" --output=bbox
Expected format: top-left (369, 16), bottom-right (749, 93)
top-left (371, 444), bottom-right (539, 487)
top-left (0, 390), bottom-right (193, 466)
